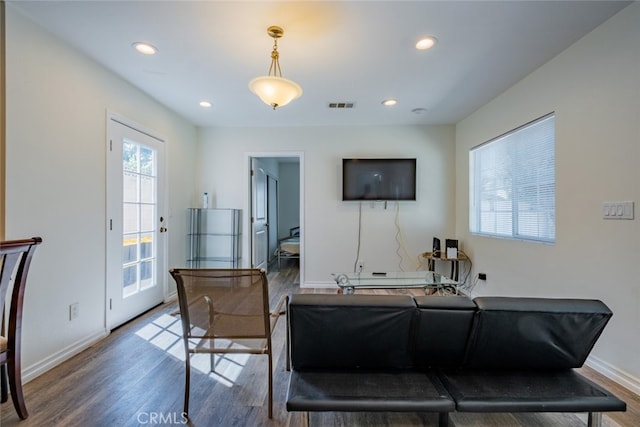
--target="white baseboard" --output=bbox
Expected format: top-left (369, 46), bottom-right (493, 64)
top-left (22, 328), bottom-right (109, 383)
top-left (586, 354), bottom-right (640, 395)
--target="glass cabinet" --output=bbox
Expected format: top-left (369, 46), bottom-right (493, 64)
top-left (187, 208), bottom-right (242, 268)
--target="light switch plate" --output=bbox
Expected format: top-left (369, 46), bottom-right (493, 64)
top-left (603, 201), bottom-right (634, 220)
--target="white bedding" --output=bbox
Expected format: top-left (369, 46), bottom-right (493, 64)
top-left (279, 237), bottom-right (300, 255)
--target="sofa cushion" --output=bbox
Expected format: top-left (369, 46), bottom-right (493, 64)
top-left (287, 370), bottom-right (455, 413)
top-left (438, 368), bottom-right (627, 413)
top-left (465, 297), bottom-right (613, 369)
top-left (413, 296), bottom-right (477, 368)
top-left (288, 294), bottom-right (417, 369)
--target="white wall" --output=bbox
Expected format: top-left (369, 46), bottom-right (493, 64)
top-left (455, 3), bottom-right (640, 392)
top-left (5, 7), bottom-right (198, 378)
top-left (198, 125), bottom-right (456, 284)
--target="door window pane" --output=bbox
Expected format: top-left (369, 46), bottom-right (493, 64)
top-left (123, 265), bottom-right (138, 297)
top-left (123, 141), bottom-right (138, 172)
top-left (140, 233), bottom-right (153, 259)
top-left (121, 140), bottom-right (158, 297)
top-left (123, 204), bottom-right (139, 234)
top-left (123, 172), bottom-right (139, 203)
top-left (140, 204), bottom-right (155, 232)
top-left (140, 175), bottom-right (154, 203)
top-left (123, 235), bottom-right (138, 264)
top-left (140, 260), bottom-right (154, 290)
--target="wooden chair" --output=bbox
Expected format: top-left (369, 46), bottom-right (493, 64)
top-left (169, 268), bottom-right (287, 419)
top-left (0, 237), bottom-right (42, 419)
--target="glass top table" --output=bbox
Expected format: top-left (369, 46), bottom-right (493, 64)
top-left (331, 271), bottom-right (459, 295)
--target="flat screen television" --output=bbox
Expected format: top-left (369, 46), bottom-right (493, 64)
top-left (342, 158), bottom-right (417, 201)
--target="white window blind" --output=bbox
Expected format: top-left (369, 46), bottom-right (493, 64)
top-left (469, 113), bottom-right (555, 243)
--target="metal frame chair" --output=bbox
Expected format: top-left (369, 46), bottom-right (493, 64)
top-left (169, 268), bottom-right (287, 419)
top-left (0, 237), bottom-right (42, 419)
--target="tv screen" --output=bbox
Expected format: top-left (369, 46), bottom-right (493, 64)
top-left (342, 158), bottom-right (417, 201)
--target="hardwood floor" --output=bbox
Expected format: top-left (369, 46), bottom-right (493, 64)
top-left (1, 262), bottom-right (638, 426)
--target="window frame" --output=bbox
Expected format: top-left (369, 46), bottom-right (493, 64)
top-left (469, 112), bottom-right (556, 244)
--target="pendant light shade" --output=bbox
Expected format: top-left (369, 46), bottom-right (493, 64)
top-left (249, 76), bottom-right (303, 109)
top-left (249, 26), bottom-right (302, 110)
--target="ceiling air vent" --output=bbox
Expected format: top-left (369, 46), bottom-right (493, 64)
top-left (328, 102), bottom-right (355, 109)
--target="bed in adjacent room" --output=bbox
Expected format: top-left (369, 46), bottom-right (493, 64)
top-left (276, 226), bottom-right (300, 268)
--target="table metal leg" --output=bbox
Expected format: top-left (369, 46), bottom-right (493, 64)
top-left (588, 412), bottom-right (602, 427)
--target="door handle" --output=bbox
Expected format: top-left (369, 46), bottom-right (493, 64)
top-left (160, 227), bottom-right (168, 233)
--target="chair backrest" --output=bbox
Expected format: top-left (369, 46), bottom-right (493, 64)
top-left (169, 268), bottom-right (270, 341)
top-left (0, 237), bottom-right (42, 349)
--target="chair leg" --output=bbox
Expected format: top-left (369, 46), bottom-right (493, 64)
top-left (8, 358), bottom-right (28, 419)
top-left (1, 365), bottom-right (8, 403)
top-left (268, 351), bottom-right (273, 419)
top-left (285, 298), bottom-right (291, 372)
top-left (209, 337), bottom-right (217, 374)
top-left (184, 356), bottom-right (191, 417)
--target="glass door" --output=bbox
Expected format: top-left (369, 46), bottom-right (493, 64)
top-left (107, 115), bottom-right (166, 329)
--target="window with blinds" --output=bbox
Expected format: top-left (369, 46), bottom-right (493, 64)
top-left (469, 113), bottom-right (555, 243)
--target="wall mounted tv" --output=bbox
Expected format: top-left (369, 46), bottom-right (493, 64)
top-left (342, 158), bottom-right (417, 201)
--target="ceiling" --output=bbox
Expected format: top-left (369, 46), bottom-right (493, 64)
top-left (9, 1), bottom-right (631, 128)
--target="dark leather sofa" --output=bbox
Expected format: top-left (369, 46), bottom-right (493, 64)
top-left (285, 294), bottom-right (626, 426)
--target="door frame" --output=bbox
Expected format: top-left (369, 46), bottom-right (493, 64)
top-left (246, 152), bottom-right (304, 284)
top-left (106, 111), bottom-right (169, 329)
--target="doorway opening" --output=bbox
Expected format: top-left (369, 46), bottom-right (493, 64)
top-left (249, 154), bottom-right (303, 283)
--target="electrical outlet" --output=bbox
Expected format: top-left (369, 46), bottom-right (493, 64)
top-left (69, 302), bottom-right (79, 320)
top-left (357, 260), bottom-right (364, 272)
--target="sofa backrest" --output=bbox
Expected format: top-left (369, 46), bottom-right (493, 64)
top-left (287, 294), bottom-right (613, 371)
top-left (464, 297), bottom-right (613, 369)
top-left (413, 295), bottom-right (477, 367)
top-left (288, 293), bottom-right (417, 369)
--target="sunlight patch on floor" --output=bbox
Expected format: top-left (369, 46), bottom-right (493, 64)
top-left (135, 313), bottom-right (250, 388)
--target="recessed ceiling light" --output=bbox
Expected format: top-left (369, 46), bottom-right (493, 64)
top-left (132, 42), bottom-right (158, 55)
top-left (382, 99), bottom-right (398, 107)
top-left (415, 36), bottom-right (437, 50)
top-left (199, 101), bottom-right (212, 108)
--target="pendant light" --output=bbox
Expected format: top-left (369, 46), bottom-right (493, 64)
top-left (249, 26), bottom-right (303, 110)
